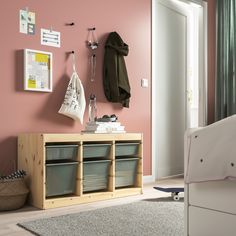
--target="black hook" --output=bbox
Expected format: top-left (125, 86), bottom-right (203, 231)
top-left (66, 22), bottom-right (75, 26)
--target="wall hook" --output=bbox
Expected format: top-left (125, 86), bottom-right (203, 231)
top-left (66, 22), bottom-right (75, 26)
top-left (71, 51), bottom-right (76, 72)
top-left (88, 27), bottom-right (96, 31)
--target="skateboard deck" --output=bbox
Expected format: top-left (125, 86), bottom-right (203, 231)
top-left (153, 187), bottom-right (184, 201)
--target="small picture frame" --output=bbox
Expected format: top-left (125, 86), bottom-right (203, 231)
top-left (24, 49), bottom-right (52, 92)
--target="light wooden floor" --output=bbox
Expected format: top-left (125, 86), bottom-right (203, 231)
top-left (0, 177), bottom-right (184, 236)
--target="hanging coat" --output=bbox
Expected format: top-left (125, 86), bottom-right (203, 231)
top-left (103, 32), bottom-right (131, 108)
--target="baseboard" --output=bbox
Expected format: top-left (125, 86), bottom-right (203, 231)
top-left (143, 175), bottom-right (155, 184)
top-left (157, 173), bottom-right (184, 180)
top-left (143, 173), bottom-right (184, 184)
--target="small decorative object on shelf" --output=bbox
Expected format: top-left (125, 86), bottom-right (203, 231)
top-left (88, 94), bottom-right (97, 122)
top-left (0, 170), bottom-right (29, 211)
top-left (83, 114), bottom-right (125, 134)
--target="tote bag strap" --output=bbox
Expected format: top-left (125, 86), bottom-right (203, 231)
top-left (72, 52), bottom-right (77, 72)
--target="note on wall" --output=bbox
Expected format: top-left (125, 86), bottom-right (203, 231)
top-left (41, 28), bottom-right (61, 48)
top-left (19, 9), bottom-right (36, 35)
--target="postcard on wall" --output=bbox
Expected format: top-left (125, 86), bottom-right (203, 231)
top-left (41, 28), bottom-right (61, 48)
top-left (27, 11), bottom-right (36, 35)
top-left (19, 9), bottom-right (36, 35)
top-left (24, 49), bottom-right (52, 92)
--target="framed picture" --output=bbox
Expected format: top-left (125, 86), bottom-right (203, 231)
top-left (24, 49), bottom-right (52, 92)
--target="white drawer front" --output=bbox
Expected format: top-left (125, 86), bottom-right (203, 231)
top-left (189, 206), bottom-right (236, 236)
top-left (188, 180), bottom-right (236, 214)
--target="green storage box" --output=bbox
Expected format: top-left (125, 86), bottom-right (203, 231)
top-left (115, 143), bottom-right (139, 157)
top-left (115, 158), bottom-right (139, 188)
top-left (83, 160), bottom-right (111, 192)
top-left (46, 161), bottom-right (78, 197)
top-left (46, 145), bottom-right (78, 161)
top-left (83, 144), bottom-right (111, 158)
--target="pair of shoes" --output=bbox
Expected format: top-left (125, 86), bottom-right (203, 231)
top-left (102, 114), bottom-right (118, 122)
top-left (96, 114), bottom-right (118, 122)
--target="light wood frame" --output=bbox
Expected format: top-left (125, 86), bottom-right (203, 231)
top-left (18, 133), bottom-right (143, 209)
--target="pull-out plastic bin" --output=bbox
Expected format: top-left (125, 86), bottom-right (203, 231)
top-left (83, 144), bottom-right (111, 159)
top-left (115, 143), bottom-right (139, 157)
top-left (46, 161), bottom-right (78, 197)
top-left (115, 158), bottom-right (139, 188)
top-left (83, 160), bottom-right (111, 192)
top-left (46, 145), bottom-right (78, 161)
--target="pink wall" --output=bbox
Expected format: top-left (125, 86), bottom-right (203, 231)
top-left (0, 0), bottom-right (151, 175)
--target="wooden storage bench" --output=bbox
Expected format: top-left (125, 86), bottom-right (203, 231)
top-left (18, 133), bottom-right (143, 209)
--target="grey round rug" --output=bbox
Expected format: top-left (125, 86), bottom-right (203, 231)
top-left (18, 199), bottom-right (184, 236)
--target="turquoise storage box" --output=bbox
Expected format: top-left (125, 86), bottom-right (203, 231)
top-left (83, 144), bottom-right (111, 158)
top-left (83, 160), bottom-right (111, 192)
top-left (46, 145), bottom-right (78, 161)
top-left (46, 161), bottom-right (78, 197)
top-left (115, 158), bottom-right (139, 188)
top-left (115, 143), bottom-right (139, 157)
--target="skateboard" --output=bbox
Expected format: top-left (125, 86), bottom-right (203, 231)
top-left (153, 187), bottom-right (184, 201)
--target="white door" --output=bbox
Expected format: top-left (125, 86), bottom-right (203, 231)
top-left (152, 0), bottom-right (192, 178)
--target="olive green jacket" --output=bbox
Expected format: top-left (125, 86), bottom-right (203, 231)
top-left (103, 32), bottom-right (131, 108)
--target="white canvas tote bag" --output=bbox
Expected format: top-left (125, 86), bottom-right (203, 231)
top-left (58, 69), bottom-right (86, 124)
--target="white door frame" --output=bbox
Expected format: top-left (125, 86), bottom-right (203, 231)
top-left (151, 0), bottom-right (208, 181)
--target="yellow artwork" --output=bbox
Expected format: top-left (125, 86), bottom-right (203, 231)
top-left (35, 53), bottom-right (49, 63)
top-left (28, 78), bottom-right (36, 88)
